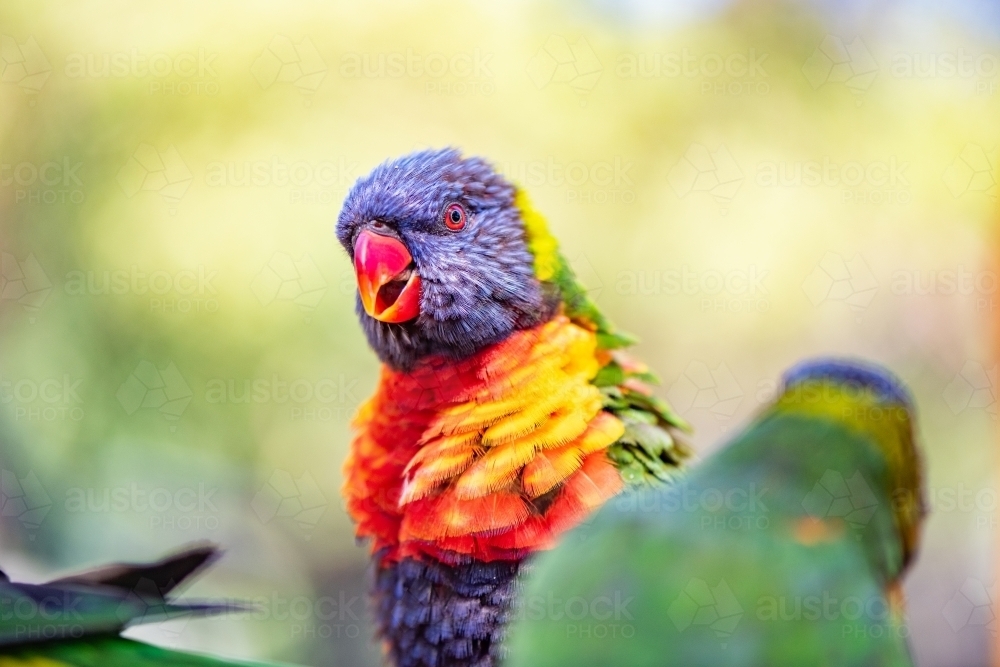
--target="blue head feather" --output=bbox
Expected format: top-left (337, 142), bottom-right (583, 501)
top-left (782, 357), bottom-right (913, 408)
top-left (336, 148), bottom-right (551, 370)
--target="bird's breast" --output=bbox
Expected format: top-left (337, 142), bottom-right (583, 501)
top-left (342, 314), bottom-right (625, 564)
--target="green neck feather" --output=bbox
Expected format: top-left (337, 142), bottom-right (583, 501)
top-left (773, 382), bottom-right (924, 570)
top-left (515, 188), bottom-right (635, 351)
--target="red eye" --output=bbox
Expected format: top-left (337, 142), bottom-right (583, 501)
top-left (443, 203), bottom-right (466, 231)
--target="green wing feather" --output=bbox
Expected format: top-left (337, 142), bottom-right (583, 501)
top-left (516, 188), bottom-right (691, 485)
top-left (0, 637), bottom-right (280, 667)
top-left (0, 547), bottom-right (283, 667)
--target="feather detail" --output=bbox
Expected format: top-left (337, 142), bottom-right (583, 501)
top-left (343, 314), bottom-right (655, 563)
top-left (479, 382), bottom-right (576, 445)
top-left (409, 430), bottom-right (481, 461)
top-left (506, 406), bottom-right (592, 451)
top-left (453, 440), bottom-right (538, 499)
top-left (522, 411), bottom-right (624, 497)
top-left (544, 453), bottom-right (624, 537)
top-left (400, 446), bottom-right (481, 504)
top-left (402, 492), bottom-right (532, 542)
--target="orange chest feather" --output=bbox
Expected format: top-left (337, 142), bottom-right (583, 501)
top-left (342, 315), bottom-right (625, 564)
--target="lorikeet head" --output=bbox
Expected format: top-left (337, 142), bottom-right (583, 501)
top-left (782, 358), bottom-right (914, 408)
top-left (336, 148), bottom-right (553, 370)
top-left (777, 357), bottom-right (925, 569)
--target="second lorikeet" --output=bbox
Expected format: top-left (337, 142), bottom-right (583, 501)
top-left (504, 358), bottom-right (926, 667)
top-left (335, 148), bottom-right (691, 667)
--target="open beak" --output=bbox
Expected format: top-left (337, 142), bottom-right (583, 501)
top-left (353, 229), bottom-right (422, 323)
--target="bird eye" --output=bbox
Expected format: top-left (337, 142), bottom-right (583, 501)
top-left (443, 203), bottom-right (466, 231)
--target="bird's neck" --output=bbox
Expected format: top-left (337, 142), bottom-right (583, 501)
top-left (710, 411), bottom-right (909, 584)
top-left (773, 384), bottom-right (923, 566)
top-left (357, 284), bottom-right (558, 373)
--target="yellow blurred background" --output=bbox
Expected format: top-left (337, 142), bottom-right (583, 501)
top-left (0, 1), bottom-right (996, 665)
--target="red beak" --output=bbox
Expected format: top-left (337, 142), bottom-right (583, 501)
top-left (353, 229), bottom-right (422, 323)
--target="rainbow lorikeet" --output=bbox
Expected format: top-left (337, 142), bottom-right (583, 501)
top-left (0, 545), bottom-right (276, 667)
top-left (505, 359), bottom-right (926, 667)
top-left (335, 148), bottom-right (690, 666)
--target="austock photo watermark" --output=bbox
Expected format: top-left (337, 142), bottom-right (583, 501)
top-left (891, 267), bottom-right (999, 313)
top-left (615, 47), bottom-right (770, 97)
top-left (251, 470), bottom-right (328, 541)
top-left (5, 32), bottom-right (996, 107)
top-left (610, 481), bottom-right (771, 533)
top-left (254, 252), bottom-right (328, 320)
top-left (942, 578), bottom-right (996, 636)
top-left (667, 577), bottom-right (906, 647)
top-left (190, 589), bottom-right (365, 641)
top-left (8, 345), bottom-right (361, 433)
top-left (802, 252), bottom-right (998, 313)
top-left (0, 251), bottom-right (52, 321)
top-left (338, 48), bottom-right (495, 96)
top-left (665, 360), bottom-right (747, 422)
top-left (0, 157), bottom-right (85, 205)
top-left (117, 143), bottom-right (192, 209)
top-left (944, 360), bottom-right (996, 419)
top-left (0, 576), bottom-right (215, 643)
top-left (117, 145), bottom-right (386, 210)
top-left (204, 155), bottom-right (360, 205)
top-left (526, 35), bottom-right (771, 100)
top-left (6, 470), bottom-right (225, 540)
top-left (116, 359), bottom-right (361, 425)
top-left (205, 374), bottom-right (360, 421)
top-left (0, 375), bottom-right (84, 422)
top-left (63, 265), bottom-right (220, 313)
top-left (0, 34), bottom-right (52, 102)
top-left (754, 156), bottom-right (912, 205)
top-left (496, 156), bottom-right (636, 204)
top-left (64, 482), bottom-right (222, 532)
top-left (0, 252), bottom-right (229, 320)
top-left (802, 253), bottom-right (998, 317)
top-left (615, 266), bottom-right (770, 313)
top-left (0, 591), bottom-right (99, 643)
top-left (513, 591), bottom-right (637, 639)
top-left (671, 142), bottom-right (988, 210)
top-left (659, 355), bottom-right (993, 437)
top-left (63, 47), bottom-right (220, 96)
top-left (0, 468), bottom-right (52, 536)
top-left (889, 48), bottom-right (999, 96)
top-left (894, 484), bottom-right (997, 531)
top-left (251, 35), bottom-right (326, 97)
top-left (755, 589), bottom-right (908, 641)
top-left (525, 33), bottom-right (956, 105)
top-left (6, 465), bottom-right (335, 543)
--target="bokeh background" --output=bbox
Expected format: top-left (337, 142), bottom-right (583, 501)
top-left (0, 0), bottom-right (996, 665)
